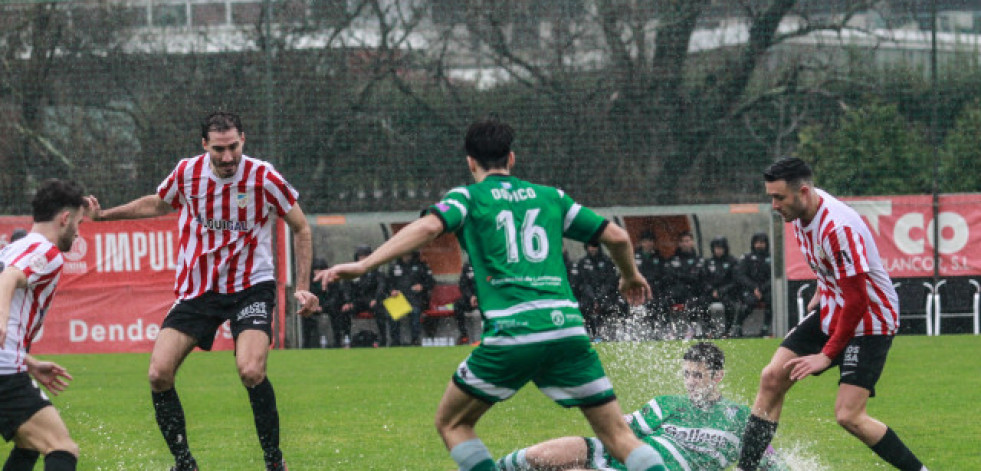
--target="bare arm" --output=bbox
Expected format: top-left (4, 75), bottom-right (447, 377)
top-left (597, 223), bottom-right (651, 305)
top-left (85, 194), bottom-right (173, 221)
top-left (283, 204), bottom-right (319, 317)
top-left (284, 204), bottom-right (312, 291)
top-left (0, 266), bottom-right (27, 345)
top-left (316, 214), bottom-right (443, 287)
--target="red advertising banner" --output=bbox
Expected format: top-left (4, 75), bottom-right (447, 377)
top-left (0, 215), bottom-right (287, 354)
top-left (785, 194), bottom-right (981, 280)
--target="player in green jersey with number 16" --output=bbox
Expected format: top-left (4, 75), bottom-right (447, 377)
top-left (317, 119), bottom-right (667, 471)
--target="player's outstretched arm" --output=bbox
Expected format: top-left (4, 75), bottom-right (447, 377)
top-left (315, 214), bottom-right (444, 289)
top-left (85, 194), bottom-right (172, 221)
top-left (24, 355), bottom-right (72, 396)
top-left (598, 223), bottom-right (651, 306)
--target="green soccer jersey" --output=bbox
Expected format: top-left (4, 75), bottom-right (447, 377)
top-left (592, 395), bottom-right (788, 471)
top-left (427, 175), bottom-right (607, 345)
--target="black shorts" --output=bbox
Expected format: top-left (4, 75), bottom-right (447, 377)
top-left (781, 312), bottom-right (893, 397)
top-left (162, 281), bottom-right (277, 351)
top-left (0, 372), bottom-right (52, 441)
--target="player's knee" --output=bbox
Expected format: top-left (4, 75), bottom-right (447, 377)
top-left (147, 364), bottom-right (175, 391)
top-left (834, 405), bottom-right (863, 431)
top-left (759, 364), bottom-right (790, 394)
top-left (238, 365), bottom-right (266, 387)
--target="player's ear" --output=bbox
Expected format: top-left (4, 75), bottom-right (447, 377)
top-left (466, 156), bottom-right (477, 174)
top-left (57, 209), bottom-right (71, 227)
top-left (507, 152), bottom-right (515, 170)
top-left (202, 137), bottom-right (209, 151)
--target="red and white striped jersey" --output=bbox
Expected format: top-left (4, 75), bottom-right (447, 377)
top-left (157, 153), bottom-right (298, 300)
top-left (792, 189), bottom-right (899, 337)
top-left (0, 233), bottom-right (64, 374)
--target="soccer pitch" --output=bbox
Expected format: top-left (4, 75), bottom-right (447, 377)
top-left (7, 336), bottom-right (978, 470)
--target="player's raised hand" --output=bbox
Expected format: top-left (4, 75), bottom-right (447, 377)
top-left (618, 273), bottom-right (652, 306)
top-left (27, 360), bottom-right (73, 396)
top-left (314, 262), bottom-right (367, 290)
top-left (294, 289), bottom-right (320, 317)
top-left (82, 195), bottom-right (102, 221)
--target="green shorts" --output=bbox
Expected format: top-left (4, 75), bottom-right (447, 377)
top-left (452, 335), bottom-right (616, 407)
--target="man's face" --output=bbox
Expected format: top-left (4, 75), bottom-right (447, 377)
top-left (753, 240), bottom-right (767, 252)
top-left (204, 129), bottom-right (245, 178)
top-left (57, 207), bottom-right (84, 252)
top-left (765, 179), bottom-right (808, 222)
top-left (640, 238), bottom-right (655, 253)
top-left (586, 245), bottom-right (599, 256)
top-left (678, 235), bottom-right (695, 253)
top-left (682, 360), bottom-right (722, 406)
top-left (712, 246), bottom-right (725, 258)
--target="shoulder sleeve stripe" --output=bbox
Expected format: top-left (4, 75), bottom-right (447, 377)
top-left (648, 397), bottom-right (663, 420)
top-left (630, 411), bottom-right (653, 435)
top-left (563, 203), bottom-right (582, 231)
top-left (446, 199), bottom-right (468, 220)
top-left (447, 187), bottom-right (470, 200)
top-left (557, 188), bottom-right (565, 198)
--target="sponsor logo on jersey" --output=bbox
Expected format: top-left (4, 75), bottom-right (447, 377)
top-left (195, 214), bottom-right (253, 232)
top-left (435, 203), bottom-right (451, 213)
top-left (236, 192), bottom-right (249, 208)
top-left (662, 424), bottom-right (734, 449)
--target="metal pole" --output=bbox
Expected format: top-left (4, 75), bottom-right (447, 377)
top-left (264, 0), bottom-right (276, 160)
top-left (930, 0), bottom-right (940, 290)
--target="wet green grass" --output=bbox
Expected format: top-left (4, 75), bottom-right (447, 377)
top-left (4, 335), bottom-right (977, 470)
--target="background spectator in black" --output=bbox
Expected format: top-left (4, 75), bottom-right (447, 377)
top-left (302, 258), bottom-right (332, 348)
top-left (387, 250), bottom-right (435, 346)
top-left (634, 230), bottom-right (667, 326)
top-left (340, 245), bottom-right (389, 345)
top-left (703, 236), bottom-right (739, 338)
top-left (734, 232), bottom-right (773, 337)
top-left (664, 231), bottom-right (706, 339)
top-left (452, 259), bottom-right (477, 345)
top-left (577, 240), bottom-right (620, 339)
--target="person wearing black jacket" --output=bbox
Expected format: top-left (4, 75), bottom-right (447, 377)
top-left (733, 233), bottom-right (772, 337)
top-left (664, 231), bottom-right (706, 339)
top-left (340, 245), bottom-right (389, 345)
top-left (634, 230), bottom-right (667, 328)
top-left (387, 250), bottom-right (436, 346)
top-left (577, 241), bottom-right (621, 339)
top-left (451, 260), bottom-right (477, 345)
top-left (703, 237), bottom-right (739, 338)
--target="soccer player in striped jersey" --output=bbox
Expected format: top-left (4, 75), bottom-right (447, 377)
top-left (84, 112), bottom-right (319, 471)
top-left (497, 342), bottom-right (788, 471)
top-left (0, 179), bottom-right (91, 471)
top-left (736, 158), bottom-right (927, 471)
top-left (318, 119), bottom-right (667, 471)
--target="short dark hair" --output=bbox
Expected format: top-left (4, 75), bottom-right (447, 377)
top-left (201, 111), bottom-right (243, 141)
top-left (763, 157), bottom-right (813, 186)
top-left (683, 342), bottom-right (725, 371)
top-left (465, 118), bottom-right (514, 170)
top-left (32, 179), bottom-right (86, 223)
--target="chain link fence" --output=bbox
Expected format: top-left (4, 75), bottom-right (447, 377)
top-left (0, 0), bottom-right (978, 215)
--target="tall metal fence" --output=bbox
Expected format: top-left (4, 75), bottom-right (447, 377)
top-left (0, 0), bottom-right (978, 215)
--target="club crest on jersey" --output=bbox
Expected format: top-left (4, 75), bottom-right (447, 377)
top-left (29, 254), bottom-right (47, 272)
top-left (236, 193), bottom-right (249, 208)
top-left (500, 182), bottom-right (512, 189)
top-left (551, 310), bottom-right (565, 326)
